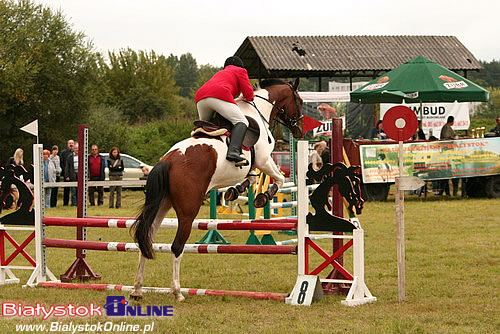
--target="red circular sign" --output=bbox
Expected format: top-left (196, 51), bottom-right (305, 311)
top-left (382, 106), bottom-right (418, 141)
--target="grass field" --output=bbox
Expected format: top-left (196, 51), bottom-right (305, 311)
top-left (0, 190), bottom-right (499, 333)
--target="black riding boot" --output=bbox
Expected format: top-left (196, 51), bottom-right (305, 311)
top-left (226, 122), bottom-right (248, 165)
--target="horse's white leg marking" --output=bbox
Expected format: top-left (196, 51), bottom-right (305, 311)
top-left (172, 253), bottom-right (185, 302)
top-left (131, 200), bottom-right (170, 298)
top-left (248, 170), bottom-right (258, 186)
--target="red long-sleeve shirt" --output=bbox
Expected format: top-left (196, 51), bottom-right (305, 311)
top-left (195, 65), bottom-right (254, 104)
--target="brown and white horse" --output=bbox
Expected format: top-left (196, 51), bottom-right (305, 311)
top-left (131, 79), bottom-right (304, 301)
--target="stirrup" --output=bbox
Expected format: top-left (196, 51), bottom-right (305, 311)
top-left (226, 154), bottom-right (249, 167)
top-left (234, 159), bottom-right (249, 167)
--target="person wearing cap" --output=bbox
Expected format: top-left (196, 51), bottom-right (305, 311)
top-left (195, 56), bottom-right (254, 165)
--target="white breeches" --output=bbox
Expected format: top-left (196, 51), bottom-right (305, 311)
top-left (197, 97), bottom-right (249, 126)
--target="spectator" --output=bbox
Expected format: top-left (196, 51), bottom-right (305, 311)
top-left (371, 120), bottom-right (387, 140)
top-left (49, 145), bottom-right (62, 207)
top-left (64, 142), bottom-right (78, 206)
top-left (60, 139), bottom-right (74, 206)
top-left (310, 141), bottom-right (326, 171)
top-left (320, 141), bottom-right (331, 165)
top-left (440, 116), bottom-right (457, 140)
top-left (412, 120), bottom-right (426, 140)
top-left (139, 166), bottom-right (150, 181)
top-left (88, 144), bottom-right (106, 206)
top-left (6, 148), bottom-right (24, 167)
top-left (42, 149), bottom-right (57, 208)
top-left (107, 147), bottom-right (124, 209)
top-left (439, 116), bottom-right (459, 195)
top-left (5, 148), bottom-right (24, 208)
top-left (489, 116), bottom-right (500, 136)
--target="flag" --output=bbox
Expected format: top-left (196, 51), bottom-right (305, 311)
top-left (302, 115), bottom-right (323, 134)
top-left (20, 120), bottom-right (38, 137)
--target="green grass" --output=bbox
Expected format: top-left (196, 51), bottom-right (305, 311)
top-left (0, 190), bottom-right (499, 333)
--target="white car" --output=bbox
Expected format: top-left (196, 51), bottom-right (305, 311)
top-left (101, 153), bottom-right (153, 181)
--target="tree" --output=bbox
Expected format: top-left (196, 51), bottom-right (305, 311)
top-left (98, 49), bottom-right (179, 123)
top-left (0, 0), bottom-right (97, 163)
top-left (196, 64), bottom-right (220, 89)
top-left (174, 53), bottom-right (198, 98)
top-left (469, 60), bottom-right (500, 88)
top-left (166, 54), bottom-right (178, 72)
top-left (86, 105), bottom-right (131, 155)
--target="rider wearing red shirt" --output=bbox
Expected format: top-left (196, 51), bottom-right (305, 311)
top-left (195, 56), bottom-right (254, 165)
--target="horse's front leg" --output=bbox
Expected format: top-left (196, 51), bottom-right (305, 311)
top-left (224, 171), bottom-right (258, 202)
top-left (254, 159), bottom-right (285, 208)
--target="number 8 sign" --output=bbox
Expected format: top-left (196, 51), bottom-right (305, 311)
top-left (285, 275), bottom-right (323, 306)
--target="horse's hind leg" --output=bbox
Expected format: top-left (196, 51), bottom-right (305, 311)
top-left (170, 193), bottom-right (206, 301)
top-left (170, 213), bottom-right (197, 302)
top-left (131, 198), bottom-right (171, 300)
top-left (171, 252), bottom-right (184, 301)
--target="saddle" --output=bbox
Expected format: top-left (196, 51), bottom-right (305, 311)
top-left (191, 114), bottom-right (260, 149)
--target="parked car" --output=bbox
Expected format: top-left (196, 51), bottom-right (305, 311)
top-left (101, 153), bottom-right (153, 181)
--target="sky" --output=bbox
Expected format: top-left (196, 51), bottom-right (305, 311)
top-left (37, 0), bottom-right (500, 66)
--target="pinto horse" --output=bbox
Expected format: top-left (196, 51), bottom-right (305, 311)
top-left (131, 78), bottom-right (304, 301)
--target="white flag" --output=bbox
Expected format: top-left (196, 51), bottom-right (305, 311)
top-left (20, 119), bottom-right (38, 136)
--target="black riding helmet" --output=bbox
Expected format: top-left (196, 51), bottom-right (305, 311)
top-left (224, 56), bottom-right (244, 68)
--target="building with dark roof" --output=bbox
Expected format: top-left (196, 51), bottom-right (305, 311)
top-left (235, 35), bottom-right (482, 87)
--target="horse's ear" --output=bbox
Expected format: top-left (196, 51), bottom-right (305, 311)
top-left (292, 77), bottom-right (300, 91)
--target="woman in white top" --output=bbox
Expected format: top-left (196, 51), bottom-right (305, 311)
top-left (49, 145), bottom-right (62, 207)
top-left (310, 141), bottom-right (327, 171)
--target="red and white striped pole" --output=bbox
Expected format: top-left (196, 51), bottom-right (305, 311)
top-left (37, 282), bottom-right (289, 301)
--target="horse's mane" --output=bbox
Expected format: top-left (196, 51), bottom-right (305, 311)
top-left (257, 79), bottom-right (289, 89)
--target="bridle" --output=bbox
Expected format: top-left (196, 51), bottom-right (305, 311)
top-left (251, 83), bottom-right (303, 135)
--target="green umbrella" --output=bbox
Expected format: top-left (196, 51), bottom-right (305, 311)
top-left (350, 56), bottom-right (490, 104)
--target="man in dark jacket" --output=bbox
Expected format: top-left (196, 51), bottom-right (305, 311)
top-left (64, 142), bottom-right (78, 206)
top-left (60, 139), bottom-right (74, 206)
top-left (88, 144), bottom-right (106, 206)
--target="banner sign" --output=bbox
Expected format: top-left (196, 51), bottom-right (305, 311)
top-left (380, 102), bottom-right (470, 139)
top-left (311, 117), bottom-right (346, 137)
top-left (359, 138), bottom-right (500, 183)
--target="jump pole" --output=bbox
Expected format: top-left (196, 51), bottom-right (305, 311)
top-left (38, 282), bottom-right (289, 301)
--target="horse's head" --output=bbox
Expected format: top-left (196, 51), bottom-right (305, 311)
top-left (261, 78), bottom-right (304, 138)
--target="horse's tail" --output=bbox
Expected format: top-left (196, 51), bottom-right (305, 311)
top-left (132, 161), bottom-right (170, 259)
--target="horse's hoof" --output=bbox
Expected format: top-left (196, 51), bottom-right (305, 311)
top-left (130, 294), bottom-right (143, 301)
top-left (253, 193), bottom-right (268, 208)
top-left (224, 187), bottom-right (239, 201)
top-left (175, 294), bottom-right (185, 302)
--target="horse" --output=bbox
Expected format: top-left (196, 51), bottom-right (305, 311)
top-left (131, 78), bottom-right (304, 301)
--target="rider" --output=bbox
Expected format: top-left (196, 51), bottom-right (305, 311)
top-left (195, 56), bottom-right (254, 165)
